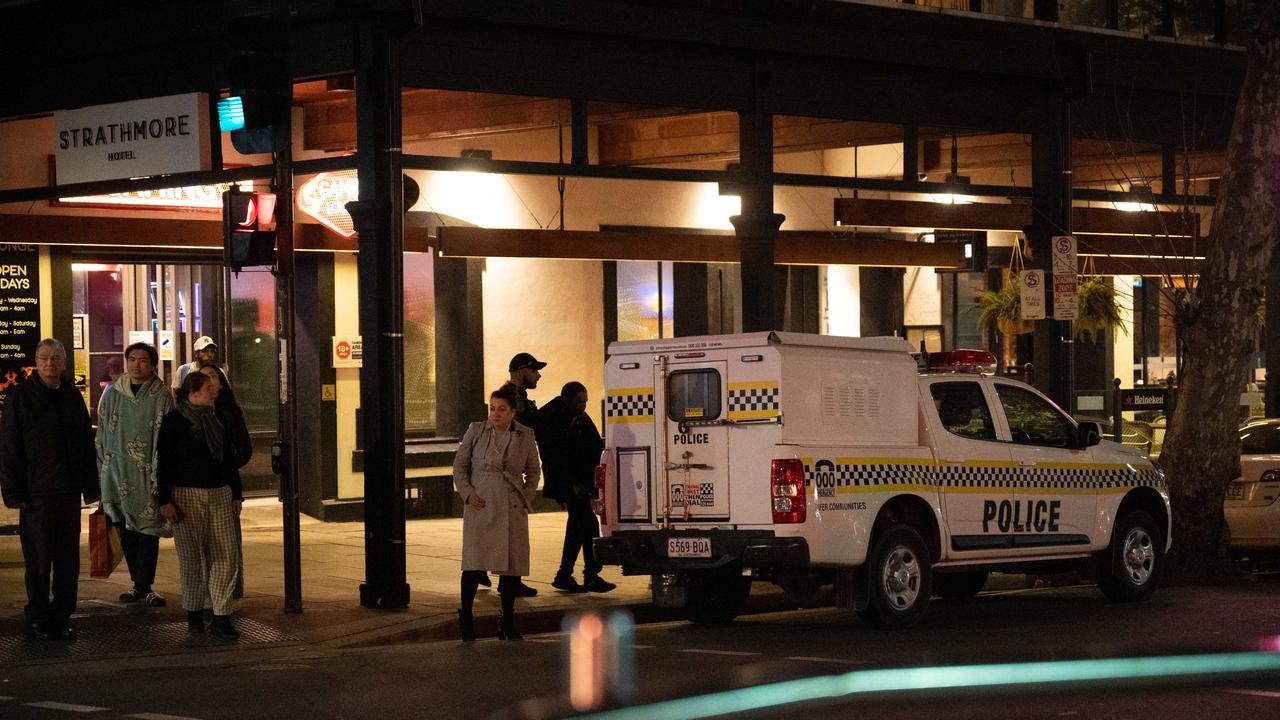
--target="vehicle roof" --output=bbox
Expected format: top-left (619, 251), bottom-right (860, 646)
top-left (607, 332), bottom-right (915, 355)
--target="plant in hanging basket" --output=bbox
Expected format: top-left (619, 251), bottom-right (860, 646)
top-left (1074, 276), bottom-right (1127, 341)
top-left (978, 282), bottom-right (1035, 336)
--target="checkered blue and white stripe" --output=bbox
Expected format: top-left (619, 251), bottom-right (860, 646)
top-left (728, 386), bottom-right (780, 414)
top-left (606, 392), bottom-right (655, 418)
top-left (801, 460), bottom-right (1163, 491)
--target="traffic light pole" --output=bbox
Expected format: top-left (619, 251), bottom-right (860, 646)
top-left (268, 4), bottom-right (302, 615)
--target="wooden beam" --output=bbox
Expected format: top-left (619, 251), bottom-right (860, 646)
top-left (1081, 256), bottom-right (1201, 277)
top-left (1075, 234), bottom-right (1204, 257)
top-left (834, 198), bottom-right (1199, 237)
top-left (834, 197), bottom-right (1032, 231)
top-left (0, 214), bottom-right (431, 253)
top-left (436, 226), bottom-right (964, 267)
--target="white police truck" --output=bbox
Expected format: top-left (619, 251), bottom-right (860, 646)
top-left (592, 332), bottom-right (1169, 628)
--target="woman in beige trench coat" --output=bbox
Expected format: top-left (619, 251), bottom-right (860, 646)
top-left (454, 386), bottom-right (541, 640)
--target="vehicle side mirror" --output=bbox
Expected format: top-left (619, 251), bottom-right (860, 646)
top-left (1078, 421), bottom-right (1102, 448)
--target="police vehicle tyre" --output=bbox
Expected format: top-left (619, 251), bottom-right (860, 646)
top-left (686, 573), bottom-right (752, 625)
top-left (864, 524), bottom-right (933, 629)
top-left (932, 570), bottom-right (988, 602)
top-left (1098, 510), bottom-right (1161, 603)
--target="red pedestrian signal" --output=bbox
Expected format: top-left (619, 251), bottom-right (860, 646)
top-left (223, 188), bottom-right (277, 271)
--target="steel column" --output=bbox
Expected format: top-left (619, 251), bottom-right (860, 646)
top-left (349, 17), bottom-right (409, 609)
top-left (1029, 95), bottom-right (1074, 410)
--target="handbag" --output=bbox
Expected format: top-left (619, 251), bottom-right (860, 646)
top-left (89, 508), bottom-right (124, 579)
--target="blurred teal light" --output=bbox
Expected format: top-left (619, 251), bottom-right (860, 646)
top-left (217, 96), bottom-right (246, 132)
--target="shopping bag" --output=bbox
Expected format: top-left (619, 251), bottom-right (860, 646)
top-left (89, 509), bottom-right (124, 578)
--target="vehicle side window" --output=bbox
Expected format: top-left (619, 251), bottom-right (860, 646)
top-left (995, 384), bottom-right (1074, 448)
top-left (667, 369), bottom-right (721, 422)
top-left (1241, 423), bottom-right (1280, 454)
top-left (929, 381), bottom-right (997, 441)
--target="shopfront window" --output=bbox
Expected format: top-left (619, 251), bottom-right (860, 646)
top-left (228, 269), bottom-right (277, 432)
top-left (404, 252), bottom-right (436, 432)
top-left (617, 261), bottom-right (674, 341)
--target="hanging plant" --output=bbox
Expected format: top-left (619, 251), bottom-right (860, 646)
top-left (1075, 276), bottom-right (1126, 341)
top-left (978, 281), bottom-right (1034, 336)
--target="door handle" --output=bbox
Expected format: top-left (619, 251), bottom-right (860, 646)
top-left (1019, 460), bottom-right (1037, 467)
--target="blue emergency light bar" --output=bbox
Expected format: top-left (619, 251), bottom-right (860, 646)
top-left (217, 96), bottom-right (246, 132)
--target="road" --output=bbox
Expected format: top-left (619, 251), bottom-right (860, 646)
top-left (2, 579), bottom-right (1280, 720)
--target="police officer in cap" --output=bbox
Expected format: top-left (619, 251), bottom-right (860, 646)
top-left (503, 352), bottom-right (546, 430)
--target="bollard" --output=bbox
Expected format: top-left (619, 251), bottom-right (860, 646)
top-left (563, 609), bottom-right (636, 712)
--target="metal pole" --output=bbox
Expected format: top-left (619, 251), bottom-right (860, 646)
top-left (350, 15), bottom-right (409, 609)
top-left (270, 9), bottom-right (302, 613)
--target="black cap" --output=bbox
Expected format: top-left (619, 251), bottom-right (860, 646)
top-left (509, 352), bottom-right (547, 372)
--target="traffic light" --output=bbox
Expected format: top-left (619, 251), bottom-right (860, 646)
top-left (223, 188), bottom-right (277, 271)
top-left (223, 15), bottom-right (290, 154)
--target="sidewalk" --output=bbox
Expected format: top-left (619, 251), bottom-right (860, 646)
top-left (0, 499), bottom-right (666, 662)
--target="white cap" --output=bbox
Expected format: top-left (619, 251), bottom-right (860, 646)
top-left (193, 336), bottom-right (217, 351)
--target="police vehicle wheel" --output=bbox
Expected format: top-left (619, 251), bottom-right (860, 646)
top-left (686, 573), bottom-right (751, 625)
top-left (1098, 510), bottom-right (1161, 602)
top-left (864, 524), bottom-right (932, 629)
top-left (932, 570), bottom-right (988, 602)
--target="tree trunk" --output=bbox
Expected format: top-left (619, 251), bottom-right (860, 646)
top-left (1160, 0), bottom-right (1280, 582)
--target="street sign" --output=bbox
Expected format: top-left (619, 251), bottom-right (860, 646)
top-left (1051, 235), bottom-right (1077, 274)
top-left (1019, 269), bottom-right (1046, 320)
top-left (1054, 275), bottom-right (1079, 320)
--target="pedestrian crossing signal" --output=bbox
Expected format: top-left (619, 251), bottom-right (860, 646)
top-left (223, 188), bottom-right (277, 271)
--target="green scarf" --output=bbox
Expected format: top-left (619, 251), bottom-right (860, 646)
top-left (178, 400), bottom-right (225, 461)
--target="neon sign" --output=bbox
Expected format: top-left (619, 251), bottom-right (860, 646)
top-left (296, 170), bottom-right (358, 238)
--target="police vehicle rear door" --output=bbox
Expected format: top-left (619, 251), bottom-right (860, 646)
top-left (925, 378), bottom-right (1015, 554)
top-left (657, 357), bottom-right (731, 523)
top-left (989, 379), bottom-right (1097, 553)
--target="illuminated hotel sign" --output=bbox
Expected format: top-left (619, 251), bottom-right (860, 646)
top-left (297, 170), bottom-right (358, 238)
top-left (61, 181), bottom-right (254, 209)
top-left (54, 93), bottom-right (211, 185)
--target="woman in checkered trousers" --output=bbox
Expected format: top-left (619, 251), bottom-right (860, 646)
top-left (157, 370), bottom-right (243, 639)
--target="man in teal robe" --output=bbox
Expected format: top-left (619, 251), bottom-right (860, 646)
top-left (96, 342), bottom-right (175, 606)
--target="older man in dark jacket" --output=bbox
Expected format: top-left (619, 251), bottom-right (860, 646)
top-left (537, 381), bottom-right (614, 593)
top-left (0, 339), bottom-right (99, 641)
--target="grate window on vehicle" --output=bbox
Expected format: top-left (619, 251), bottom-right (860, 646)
top-left (667, 369), bottom-right (722, 422)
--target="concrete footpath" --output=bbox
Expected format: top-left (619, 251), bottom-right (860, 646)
top-left (0, 499), bottom-right (761, 662)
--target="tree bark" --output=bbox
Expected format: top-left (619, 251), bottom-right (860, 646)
top-left (1160, 0), bottom-right (1280, 582)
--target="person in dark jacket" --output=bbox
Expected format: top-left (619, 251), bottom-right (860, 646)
top-left (157, 371), bottom-right (243, 639)
top-left (0, 338), bottom-right (99, 641)
top-left (538, 381), bottom-right (615, 594)
top-left (198, 364), bottom-right (251, 600)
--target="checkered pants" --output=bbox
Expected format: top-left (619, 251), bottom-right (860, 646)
top-left (171, 486), bottom-right (240, 615)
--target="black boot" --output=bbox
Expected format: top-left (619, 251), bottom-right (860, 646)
top-left (187, 611), bottom-right (205, 634)
top-left (498, 590), bottom-right (522, 641)
top-left (209, 614), bottom-right (240, 640)
top-left (458, 609), bottom-right (476, 641)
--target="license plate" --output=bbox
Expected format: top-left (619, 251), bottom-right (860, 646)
top-left (668, 537), bottom-right (712, 558)
top-left (1226, 484), bottom-right (1246, 501)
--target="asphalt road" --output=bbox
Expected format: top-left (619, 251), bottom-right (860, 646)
top-left (3, 579), bottom-right (1280, 720)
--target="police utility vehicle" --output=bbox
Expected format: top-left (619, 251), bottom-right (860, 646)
top-left (592, 333), bottom-right (1169, 628)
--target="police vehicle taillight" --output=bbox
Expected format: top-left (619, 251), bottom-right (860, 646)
top-left (594, 463), bottom-right (608, 524)
top-left (928, 349), bottom-right (997, 375)
top-left (771, 459), bottom-right (806, 524)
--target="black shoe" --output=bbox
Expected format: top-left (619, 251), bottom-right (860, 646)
top-left (515, 581), bottom-right (538, 597)
top-left (144, 592), bottom-right (167, 607)
top-left (209, 615), bottom-right (240, 640)
top-left (583, 576), bottom-right (617, 593)
top-left (458, 609), bottom-right (476, 642)
top-left (54, 623), bottom-right (77, 642)
top-left (25, 622), bottom-right (54, 641)
top-left (187, 611), bottom-right (205, 635)
top-left (552, 574), bottom-right (587, 593)
top-left (498, 612), bottom-right (522, 641)
top-left (477, 573), bottom-right (492, 588)
top-left (119, 588), bottom-right (141, 603)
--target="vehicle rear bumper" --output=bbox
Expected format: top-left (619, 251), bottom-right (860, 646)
top-left (594, 529), bottom-right (809, 573)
